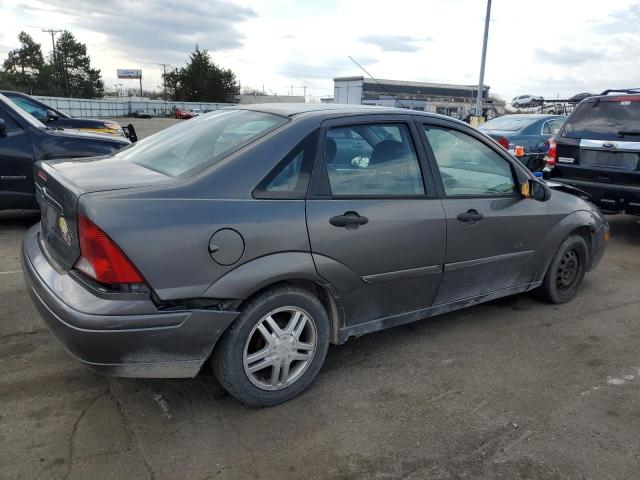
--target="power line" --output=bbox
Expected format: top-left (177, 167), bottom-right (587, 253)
top-left (347, 55), bottom-right (407, 108)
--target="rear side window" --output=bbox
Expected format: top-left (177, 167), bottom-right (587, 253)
top-left (562, 98), bottom-right (640, 140)
top-left (114, 110), bottom-right (287, 178)
top-left (254, 130), bottom-right (318, 199)
top-left (323, 123), bottom-right (425, 197)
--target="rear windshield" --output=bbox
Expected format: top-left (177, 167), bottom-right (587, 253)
top-left (114, 110), bottom-right (287, 177)
top-left (477, 116), bottom-right (533, 132)
top-left (561, 98), bottom-right (640, 140)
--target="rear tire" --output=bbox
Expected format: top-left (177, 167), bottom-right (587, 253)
top-left (212, 286), bottom-right (330, 407)
top-left (538, 234), bottom-right (589, 304)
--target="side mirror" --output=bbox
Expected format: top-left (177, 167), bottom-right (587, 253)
top-left (521, 179), bottom-right (551, 202)
top-left (0, 119), bottom-right (5, 136)
top-left (46, 110), bottom-right (59, 121)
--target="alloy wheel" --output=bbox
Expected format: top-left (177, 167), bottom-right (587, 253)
top-left (243, 307), bottom-right (317, 391)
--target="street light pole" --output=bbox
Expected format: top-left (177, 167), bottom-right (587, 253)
top-left (475, 0), bottom-right (492, 121)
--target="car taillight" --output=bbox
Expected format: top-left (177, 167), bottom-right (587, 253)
top-left (74, 214), bottom-right (143, 284)
top-left (497, 136), bottom-right (509, 149)
top-left (545, 139), bottom-right (557, 167)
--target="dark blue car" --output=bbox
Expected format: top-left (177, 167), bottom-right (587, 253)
top-left (478, 114), bottom-right (566, 171)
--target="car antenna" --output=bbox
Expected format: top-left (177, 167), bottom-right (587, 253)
top-left (268, 89), bottom-right (281, 102)
top-left (347, 55), bottom-right (408, 109)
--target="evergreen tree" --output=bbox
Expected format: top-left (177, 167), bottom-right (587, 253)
top-left (163, 46), bottom-right (240, 102)
top-left (2, 32), bottom-right (45, 93)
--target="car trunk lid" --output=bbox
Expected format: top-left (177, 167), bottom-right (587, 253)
top-left (34, 156), bottom-right (172, 270)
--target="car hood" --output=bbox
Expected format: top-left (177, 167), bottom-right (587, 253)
top-left (45, 127), bottom-right (130, 145)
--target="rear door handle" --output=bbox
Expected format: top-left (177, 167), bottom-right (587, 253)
top-left (330, 211), bottom-right (369, 228)
top-left (456, 209), bottom-right (484, 223)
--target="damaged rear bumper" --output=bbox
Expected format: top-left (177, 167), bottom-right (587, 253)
top-left (21, 224), bottom-right (238, 378)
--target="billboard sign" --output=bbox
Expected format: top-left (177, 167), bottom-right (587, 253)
top-left (117, 69), bottom-right (142, 79)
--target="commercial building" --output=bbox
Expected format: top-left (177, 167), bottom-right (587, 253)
top-left (333, 76), bottom-right (505, 119)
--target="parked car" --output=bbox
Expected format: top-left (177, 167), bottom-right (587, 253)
top-left (546, 89), bottom-right (640, 215)
top-left (478, 114), bottom-right (566, 171)
top-left (567, 93), bottom-right (595, 103)
top-left (175, 108), bottom-right (195, 119)
top-left (22, 104), bottom-right (608, 406)
top-left (0, 93), bottom-right (130, 210)
top-left (132, 110), bottom-right (153, 119)
top-left (1, 90), bottom-right (137, 141)
top-left (512, 95), bottom-right (544, 108)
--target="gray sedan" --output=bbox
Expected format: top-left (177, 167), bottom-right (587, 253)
top-left (22, 104), bottom-right (609, 406)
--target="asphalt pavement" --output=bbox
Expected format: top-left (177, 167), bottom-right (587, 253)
top-left (2, 118), bottom-right (639, 480)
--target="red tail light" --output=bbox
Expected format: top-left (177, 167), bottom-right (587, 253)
top-left (545, 139), bottom-right (557, 167)
top-left (74, 214), bottom-right (143, 284)
top-left (497, 136), bottom-right (509, 150)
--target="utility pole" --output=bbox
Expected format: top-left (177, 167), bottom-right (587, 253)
top-left (475, 0), bottom-right (492, 122)
top-left (303, 85), bottom-right (307, 102)
top-left (158, 63), bottom-right (170, 101)
top-left (42, 29), bottom-right (62, 94)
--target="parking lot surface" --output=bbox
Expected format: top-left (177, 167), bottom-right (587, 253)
top-left (2, 119), bottom-right (640, 480)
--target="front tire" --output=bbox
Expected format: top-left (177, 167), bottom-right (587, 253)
top-left (212, 286), bottom-right (330, 407)
top-left (538, 234), bottom-right (589, 304)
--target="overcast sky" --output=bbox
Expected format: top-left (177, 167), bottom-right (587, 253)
top-left (1, 0), bottom-right (639, 100)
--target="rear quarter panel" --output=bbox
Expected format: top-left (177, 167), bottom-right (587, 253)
top-left (79, 116), bottom-right (321, 301)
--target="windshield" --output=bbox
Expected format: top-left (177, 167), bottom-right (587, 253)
top-left (478, 116), bottom-right (533, 132)
top-left (562, 98), bottom-right (640, 140)
top-left (114, 109), bottom-right (287, 177)
top-left (0, 93), bottom-right (47, 128)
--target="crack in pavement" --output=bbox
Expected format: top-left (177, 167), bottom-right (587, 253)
top-left (108, 379), bottom-right (156, 480)
top-left (63, 389), bottom-right (109, 480)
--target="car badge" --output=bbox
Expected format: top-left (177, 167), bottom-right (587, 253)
top-left (58, 217), bottom-right (72, 245)
top-left (602, 142), bottom-right (616, 149)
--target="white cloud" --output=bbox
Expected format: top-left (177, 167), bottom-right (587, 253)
top-left (2, 0), bottom-right (639, 100)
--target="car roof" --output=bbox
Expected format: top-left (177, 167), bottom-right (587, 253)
top-left (227, 102), bottom-right (463, 122)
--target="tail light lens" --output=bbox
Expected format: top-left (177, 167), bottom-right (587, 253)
top-left (74, 214), bottom-right (143, 284)
top-left (497, 136), bottom-right (509, 150)
top-left (545, 139), bottom-right (557, 167)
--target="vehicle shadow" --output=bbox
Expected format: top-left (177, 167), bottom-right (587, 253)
top-left (0, 209), bottom-right (40, 227)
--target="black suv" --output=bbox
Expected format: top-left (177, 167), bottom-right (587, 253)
top-left (545, 89), bottom-right (640, 215)
top-left (0, 93), bottom-right (130, 210)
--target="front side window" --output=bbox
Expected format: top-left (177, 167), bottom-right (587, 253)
top-left (114, 110), bottom-right (287, 177)
top-left (324, 123), bottom-right (425, 197)
top-left (0, 108), bottom-right (20, 132)
top-left (423, 125), bottom-right (515, 196)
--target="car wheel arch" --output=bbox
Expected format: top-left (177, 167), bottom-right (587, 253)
top-left (203, 252), bottom-right (345, 344)
top-left (530, 211), bottom-right (598, 284)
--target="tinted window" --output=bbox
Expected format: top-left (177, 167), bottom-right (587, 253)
top-left (562, 99), bottom-right (640, 140)
top-left (324, 123), bottom-right (424, 196)
top-left (255, 130), bottom-right (318, 199)
top-left (0, 108), bottom-right (20, 131)
top-left (6, 94), bottom-right (49, 121)
top-left (423, 126), bottom-right (515, 196)
top-left (114, 110), bottom-right (287, 178)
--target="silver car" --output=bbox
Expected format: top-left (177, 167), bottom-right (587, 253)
top-left (22, 104), bottom-right (609, 406)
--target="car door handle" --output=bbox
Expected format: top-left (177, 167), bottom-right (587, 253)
top-left (330, 211), bottom-right (369, 228)
top-left (456, 209), bottom-right (484, 223)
